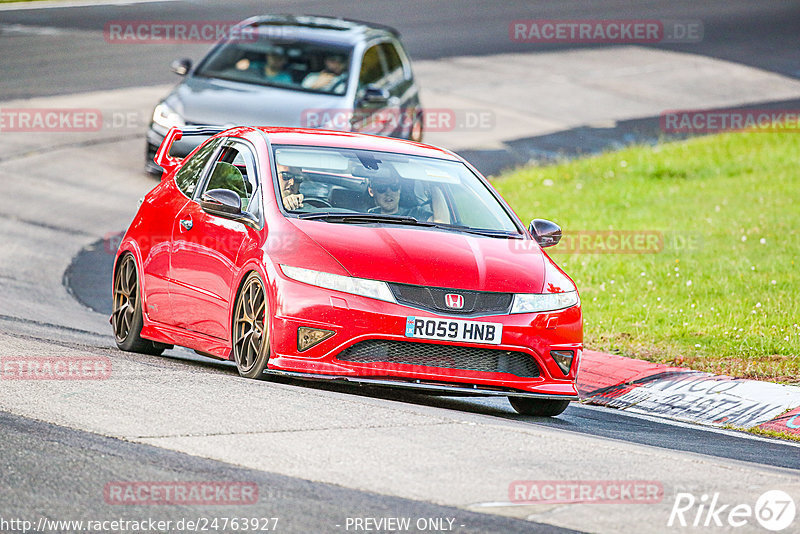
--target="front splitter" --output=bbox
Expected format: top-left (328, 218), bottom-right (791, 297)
top-left (262, 369), bottom-right (579, 400)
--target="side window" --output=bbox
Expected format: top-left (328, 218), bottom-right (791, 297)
top-left (174, 138), bottom-right (222, 198)
top-left (379, 42), bottom-right (405, 81)
top-left (358, 45), bottom-right (385, 91)
top-left (202, 144), bottom-right (259, 212)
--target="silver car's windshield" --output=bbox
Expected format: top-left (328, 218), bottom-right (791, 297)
top-left (195, 30), bottom-right (352, 95)
top-left (272, 145), bottom-right (521, 235)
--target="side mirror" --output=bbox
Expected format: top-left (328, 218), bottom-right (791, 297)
top-left (529, 219), bottom-right (562, 248)
top-left (201, 189), bottom-right (242, 216)
top-left (200, 189), bottom-right (259, 227)
top-left (170, 58), bottom-right (192, 76)
top-left (361, 85), bottom-right (390, 105)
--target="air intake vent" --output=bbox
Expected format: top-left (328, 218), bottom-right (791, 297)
top-left (337, 340), bottom-right (539, 378)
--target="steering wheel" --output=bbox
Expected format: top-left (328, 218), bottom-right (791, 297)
top-left (303, 197), bottom-right (332, 208)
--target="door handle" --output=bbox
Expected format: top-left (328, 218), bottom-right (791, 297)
top-left (180, 218), bottom-right (193, 231)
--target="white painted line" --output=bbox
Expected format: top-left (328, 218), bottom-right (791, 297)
top-left (471, 501), bottom-right (534, 508)
top-left (0, 0), bottom-right (179, 11)
top-left (0, 23), bottom-right (67, 35)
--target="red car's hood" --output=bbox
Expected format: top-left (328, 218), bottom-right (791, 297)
top-left (289, 219), bottom-right (546, 293)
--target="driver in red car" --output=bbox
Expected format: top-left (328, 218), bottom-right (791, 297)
top-left (277, 164), bottom-right (305, 210)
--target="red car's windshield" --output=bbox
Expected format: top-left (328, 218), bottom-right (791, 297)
top-left (272, 145), bottom-right (521, 234)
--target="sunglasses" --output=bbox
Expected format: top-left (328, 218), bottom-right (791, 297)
top-left (279, 171), bottom-right (303, 183)
top-left (372, 182), bottom-right (400, 194)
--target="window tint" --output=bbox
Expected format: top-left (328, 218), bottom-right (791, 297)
top-left (358, 45), bottom-right (385, 89)
top-left (380, 42), bottom-right (404, 77)
top-left (194, 30), bottom-right (352, 95)
top-left (175, 138), bottom-right (222, 198)
top-left (203, 144), bottom-right (258, 211)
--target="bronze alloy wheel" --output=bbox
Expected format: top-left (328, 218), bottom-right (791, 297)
top-left (112, 254), bottom-right (137, 343)
top-left (112, 253), bottom-right (164, 355)
top-left (232, 272), bottom-right (270, 378)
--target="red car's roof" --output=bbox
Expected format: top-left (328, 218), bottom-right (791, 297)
top-left (243, 127), bottom-right (461, 161)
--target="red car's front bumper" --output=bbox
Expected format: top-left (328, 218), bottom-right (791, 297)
top-left (265, 273), bottom-right (582, 398)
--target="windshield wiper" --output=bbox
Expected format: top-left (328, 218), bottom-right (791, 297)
top-left (426, 222), bottom-right (520, 238)
top-left (298, 213), bottom-right (520, 237)
top-left (297, 212), bottom-right (426, 226)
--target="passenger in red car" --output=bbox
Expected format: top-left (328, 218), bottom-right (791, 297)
top-left (367, 177), bottom-right (433, 221)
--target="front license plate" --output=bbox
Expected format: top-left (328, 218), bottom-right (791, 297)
top-left (404, 317), bottom-right (503, 345)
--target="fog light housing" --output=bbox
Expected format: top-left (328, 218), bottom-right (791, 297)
top-left (297, 327), bottom-right (335, 352)
top-left (550, 350), bottom-right (574, 375)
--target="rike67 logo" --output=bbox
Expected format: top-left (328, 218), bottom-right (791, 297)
top-left (668, 490), bottom-right (796, 531)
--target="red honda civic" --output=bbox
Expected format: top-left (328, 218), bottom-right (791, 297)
top-left (112, 126), bottom-right (582, 416)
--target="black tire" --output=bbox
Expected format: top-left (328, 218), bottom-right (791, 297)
top-left (112, 254), bottom-right (164, 356)
top-left (232, 272), bottom-right (270, 379)
top-left (509, 397), bottom-right (570, 417)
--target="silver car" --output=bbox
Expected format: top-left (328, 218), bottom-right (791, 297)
top-left (146, 15), bottom-right (424, 175)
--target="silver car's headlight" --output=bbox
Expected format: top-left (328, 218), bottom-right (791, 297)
top-left (510, 291), bottom-right (579, 314)
top-left (152, 102), bottom-right (185, 130)
top-left (280, 265), bottom-right (396, 303)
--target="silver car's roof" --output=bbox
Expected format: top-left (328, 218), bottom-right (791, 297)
top-left (238, 14), bottom-right (400, 46)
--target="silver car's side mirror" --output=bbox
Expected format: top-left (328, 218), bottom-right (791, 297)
top-left (170, 58), bottom-right (192, 76)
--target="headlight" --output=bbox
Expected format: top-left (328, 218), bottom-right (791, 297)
top-left (280, 265), bottom-right (396, 303)
top-left (152, 102), bottom-right (185, 130)
top-left (510, 291), bottom-right (579, 314)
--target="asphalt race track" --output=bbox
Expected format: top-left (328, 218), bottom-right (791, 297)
top-left (67, 237), bottom-right (800, 471)
top-left (2, 0), bottom-right (799, 99)
top-left (1, 2), bottom-right (799, 533)
top-left (1, 411), bottom-right (572, 534)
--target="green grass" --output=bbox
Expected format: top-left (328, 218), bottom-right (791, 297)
top-left (494, 131), bottom-right (800, 382)
top-left (743, 426), bottom-right (800, 443)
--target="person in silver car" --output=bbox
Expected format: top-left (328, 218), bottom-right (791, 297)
top-left (235, 45), bottom-right (293, 85)
top-left (301, 53), bottom-right (348, 94)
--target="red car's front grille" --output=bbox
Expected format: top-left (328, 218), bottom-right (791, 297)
top-left (336, 340), bottom-right (539, 378)
top-left (387, 283), bottom-right (513, 316)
